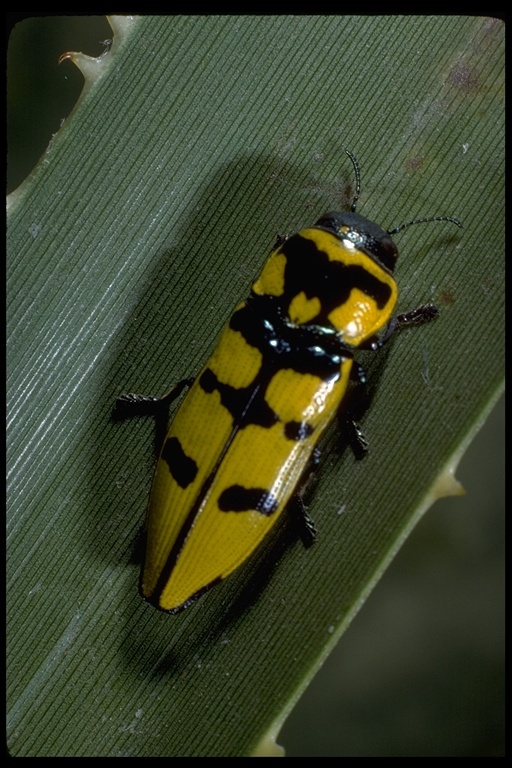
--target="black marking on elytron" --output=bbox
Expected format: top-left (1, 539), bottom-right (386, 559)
top-left (285, 420), bottom-right (314, 441)
top-left (161, 436), bottom-right (198, 488)
top-left (218, 485), bottom-right (279, 516)
top-left (278, 232), bottom-right (393, 324)
top-left (314, 211), bottom-right (398, 273)
top-left (200, 368), bottom-right (277, 430)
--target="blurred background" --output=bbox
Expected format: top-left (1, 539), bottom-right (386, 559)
top-left (7, 15), bottom-right (504, 757)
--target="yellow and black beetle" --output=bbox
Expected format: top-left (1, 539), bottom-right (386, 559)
top-left (118, 151), bottom-right (460, 613)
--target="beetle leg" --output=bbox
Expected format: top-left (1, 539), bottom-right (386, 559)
top-left (336, 362), bottom-right (370, 458)
top-left (348, 419), bottom-right (369, 456)
top-left (291, 447), bottom-right (321, 547)
top-left (362, 302), bottom-right (439, 351)
top-left (115, 376), bottom-right (194, 418)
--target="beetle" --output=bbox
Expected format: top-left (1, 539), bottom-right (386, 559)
top-left (117, 151), bottom-right (461, 613)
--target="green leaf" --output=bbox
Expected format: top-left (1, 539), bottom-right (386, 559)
top-left (7, 15), bottom-right (504, 756)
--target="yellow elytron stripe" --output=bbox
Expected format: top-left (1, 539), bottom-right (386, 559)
top-left (141, 374), bottom-right (233, 601)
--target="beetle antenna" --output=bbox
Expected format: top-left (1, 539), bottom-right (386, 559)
top-left (388, 215), bottom-right (462, 235)
top-left (345, 149), bottom-right (361, 212)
